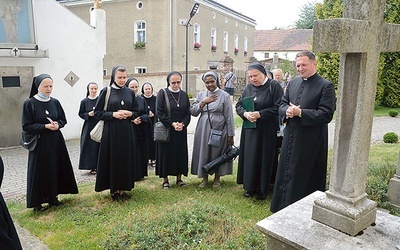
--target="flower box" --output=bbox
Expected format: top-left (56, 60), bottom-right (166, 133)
top-left (234, 48), bottom-right (239, 54)
top-left (194, 42), bottom-right (201, 49)
top-left (244, 50), bottom-right (248, 56)
top-left (211, 45), bottom-right (217, 51)
top-left (134, 41), bottom-right (146, 49)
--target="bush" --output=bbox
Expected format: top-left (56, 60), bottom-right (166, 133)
top-left (383, 132), bottom-right (399, 143)
top-left (388, 109), bottom-right (399, 117)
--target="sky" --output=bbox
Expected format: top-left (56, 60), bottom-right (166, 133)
top-left (215, 0), bottom-right (322, 30)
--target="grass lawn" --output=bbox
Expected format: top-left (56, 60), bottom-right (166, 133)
top-left (7, 143), bottom-right (400, 249)
top-left (7, 106), bottom-right (399, 249)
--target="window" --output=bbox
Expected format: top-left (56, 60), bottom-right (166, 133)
top-left (194, 24), bottom-right (200, 47)
top-left (211, 28), bottom-right (217, 50)
top-left (223, 32), bottom-right (228, 52)
top-left (135, 67), bottom-right (147, 74)
top-left (234, 34), bottom-right (239, 50)
top-left (134, 21), bottom-right (146, 43)
top-left (244, 37), bottom-right (248, 55)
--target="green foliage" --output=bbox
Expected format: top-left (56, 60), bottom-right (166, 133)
top-left (383, 132), bottom-right (399, 143)
top-left (388, 109), bottom-right (399, 117)
top-left (314, 0), bottom-right (400, 107)
top-left (134, 41), bottom-right (146, 48)
top-left (294, 1), bottom-right (318, 29)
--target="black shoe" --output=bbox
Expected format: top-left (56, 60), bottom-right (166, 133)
top-left (50, 198), bottom-right (64, 207)
top-left (33, 205), bottom-right (48, 212)
top-left (256, 194), bottom-right (267, 200)
top-left (243, 191), bottom-right (254, 198)
top-left (112, 193), bottom-right (121, 201)
top-left (121, 192), bottom-right (131, 200)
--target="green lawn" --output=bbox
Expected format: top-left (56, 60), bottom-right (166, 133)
top-left (7, 143), bottom-right (400, 249)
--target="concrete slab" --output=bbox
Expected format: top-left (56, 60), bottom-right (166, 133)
top-left (256, 191), bottom-right (400, 250)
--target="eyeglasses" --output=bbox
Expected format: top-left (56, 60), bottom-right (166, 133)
top-left (170, 81), bottom-right (181, 85)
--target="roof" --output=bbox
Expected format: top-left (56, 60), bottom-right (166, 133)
top-left (254, 29), bottom-right (313, 52)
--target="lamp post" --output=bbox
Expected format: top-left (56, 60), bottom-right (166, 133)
top-left (185, 2), bottom-right (200, 94)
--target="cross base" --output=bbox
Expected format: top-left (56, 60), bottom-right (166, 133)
top-left (388, 174), bottom-right (400, 209)
top-left (312, 191), bottom-right (377, 236)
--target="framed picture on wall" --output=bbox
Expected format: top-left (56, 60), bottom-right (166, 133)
top-left (0, 0), bottom-right (36, 49)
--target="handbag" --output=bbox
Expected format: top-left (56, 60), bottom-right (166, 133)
top-left (202, 145), bottom-right (240, 174)
top-left (90, 86), bottom-right (111, 143)
top-left (154, 89), bottom-right (171, 143)
top-left (206, 104), bottom-right (224, 147)
top-left (20, 100), bottom-right (39, 151)
top-left (20, 131), bottom-right (38, 151)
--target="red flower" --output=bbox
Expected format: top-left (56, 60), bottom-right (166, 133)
top-left (211, 45), bottom-right (217, 51)
top-left (234, 48), bottom-right (239, 54)
top-left (194, 42), bottom-right (201, 48)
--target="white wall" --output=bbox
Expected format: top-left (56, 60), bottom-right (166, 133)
top-left (0, 0), bottom-right (106, 140)
top-left (254, 51), bottom-right (298, 61)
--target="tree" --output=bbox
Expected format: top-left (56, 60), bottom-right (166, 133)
top-left (294, 1), bottom-right (318, 29)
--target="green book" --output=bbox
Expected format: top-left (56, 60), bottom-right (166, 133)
top-left (241, 96), bottom-right (256, 128)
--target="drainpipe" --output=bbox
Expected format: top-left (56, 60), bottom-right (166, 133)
top-left (169, 0), bottom-right (173, 71)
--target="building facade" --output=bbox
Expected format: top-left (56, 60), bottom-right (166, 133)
top-left (60, 0), bottom-right (255, 94)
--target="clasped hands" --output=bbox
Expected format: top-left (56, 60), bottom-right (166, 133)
top-left (286, 102), bottom-right (301, 118)
top-left (244, 111), bottom-right (260, 123)
top-left (172, 122), bottom-right (184, 131)
top-left (45, 118), bottom-right (59, 131)
top-left (113, 110), bottom-right (133, 120)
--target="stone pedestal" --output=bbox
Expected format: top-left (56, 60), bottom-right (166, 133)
top-left (312, 191), bottom-right (376, 236)
top-left (256, 191), bottom-right (400, 250)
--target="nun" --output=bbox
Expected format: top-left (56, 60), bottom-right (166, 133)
top-left (78, 82), bottom-right (100, 174)
top-left (141, 82), bottom-right (157, 167)
top-left (126, 78), bottom-right (151, 180)
top-left (94, 66), bottom-right (139, 201)
top-left (189, 71), bottom-right (235, 188)
top-left (21, 74), bottom-right (78, 212)
top-left (155, 71), bottom-right (191, 189)
top-left (0, 156), bottom-right (22, 249)
top-left (235, 63), bottom-right (283, 200)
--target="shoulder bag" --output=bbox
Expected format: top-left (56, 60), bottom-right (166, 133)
top-left (90, 86), bottom-right (111, 143)
top-left (207, 104), bottom-right (224, 147)
top-left (154, 89), bottom-right (171, 143)
top-left (20, 99), bottom-right (39, 151)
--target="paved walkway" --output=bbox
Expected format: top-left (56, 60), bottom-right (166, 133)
top-left (0, 116), bottom-right (399, 249)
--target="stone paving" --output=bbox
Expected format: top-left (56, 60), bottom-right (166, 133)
top-left (0, 116), bottom-right (399, 249)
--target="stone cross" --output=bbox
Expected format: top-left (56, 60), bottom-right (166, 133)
top-left (312, 0), bottom-right (400, 236)
top-left (93, 0), bottom-right (101, 9)
top-left (388, 152), bottom-right (400, 209)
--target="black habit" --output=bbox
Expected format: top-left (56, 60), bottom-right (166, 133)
top-left (270, 73), bottom-right (336, 213)
top-left (94, 86), bottom-right (139, 193)
top-left (142, 94), bottom-right (157, 161)
top-left (22, 97), bottom-right (78, 208)
top-left (155, 88), bottom-right (191, 178)
top-left (133, 96), bottom-right (151, 180)
top-left (78, 97), bottom-right (100, 170)
top-left (236, 79), bottom-right (283, 196)
top-left (0, 156), bottom-right (22, 250)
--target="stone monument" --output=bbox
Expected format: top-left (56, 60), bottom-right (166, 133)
top-left (388, 152), bottom-right (400, 209)
top-left (257, 0), bottom-right (400, 248)
top-left (311, 0), bottom-right (400, 236)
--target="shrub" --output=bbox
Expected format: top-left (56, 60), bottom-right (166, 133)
top-left (383, 132), bottom-right (399, 143)
top-left (388, 109), bottom-right (399, 117)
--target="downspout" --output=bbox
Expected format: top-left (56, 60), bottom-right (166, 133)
top-left (169, 0), bottom-right (173, 71)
